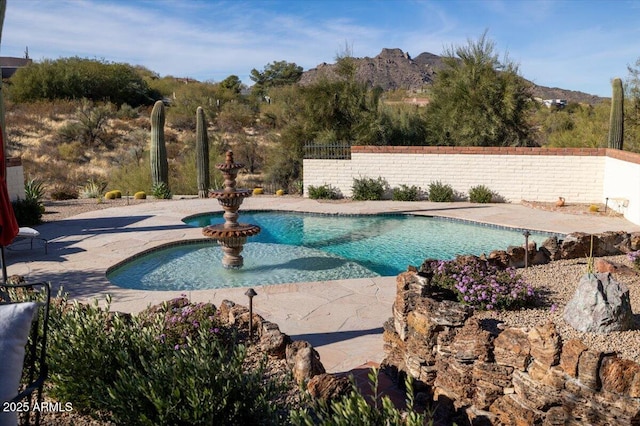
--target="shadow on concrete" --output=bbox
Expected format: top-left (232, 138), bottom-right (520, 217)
top-left (290, 327), bottom-right (384, 347)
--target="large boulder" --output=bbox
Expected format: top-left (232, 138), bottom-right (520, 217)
top-left (563, 273), bottom-right (633, 333)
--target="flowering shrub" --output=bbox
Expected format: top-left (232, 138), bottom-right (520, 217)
top-left (628, 251), bottom-right (640, 270)
top-left (423, 257), bottom-right (537, 310)
top-left (43, 291), bottom-right (283, 424)
top-left (139, 295), bottom-right (226, 349)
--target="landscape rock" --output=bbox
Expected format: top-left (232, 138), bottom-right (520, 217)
top-left (307, 373), bottom-right (352, 401)
top-left (563, 272), bottom-right (634, 333)
top-left (286, 340), bottom-right (325, 384)
top-left (493, 327), bottom-right (531, 371)
top-left (527, 322), bottom-right (561, 367)
top-left (559, 339), bottom-right (588, 377)
top-left (600, 355), bottom-right (640, 397)
top-left (259, 321), bottom-right (291, 358)
top-left (540, 236), bottom-right (561, 261)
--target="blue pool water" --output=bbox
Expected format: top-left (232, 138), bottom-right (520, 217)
top-left (107, 212), bottom-right (553, 291)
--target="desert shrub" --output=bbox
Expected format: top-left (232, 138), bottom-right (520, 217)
top-left (423, 257), bottom-right (538, 310)
top-left (107, 160), bottom-right (152, 198)
top-left (11, 198), bottom-right (42, 226)
top-left (392, 184), bottom-right (421, 201)
top-left (352, 177), bottom-right (387, 201)
top-left (134, 191), bottom-right (146, 199)
top-left (151, 182), bottom-right (172, 199)
top-left (116, 103), bottom-right (139, 119)
top-left (80, 179), bottom-right (107, 199)
top-left (46, 293), bottom-right (284, 425)
top-left (307, 184), bottom-right (341, 200)
top-left (290, 368), bottom-right (429, 426)
top-left (57, 141), bottom-right (86, 162)
top-left (468, 185), bottom-right (494, 203)
top-left (427, 181), bottom-right (454, 202)
top-left (50, 186), bottom-right (79, 200)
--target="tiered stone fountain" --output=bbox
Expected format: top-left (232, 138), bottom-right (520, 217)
top-left (202, 151), bottom-right (261, 268)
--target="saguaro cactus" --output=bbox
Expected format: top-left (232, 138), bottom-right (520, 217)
top-left (150, 100), bottom-right (169, 189)
top-left (608, 77), bottom-right (624, 150)
top-left (196, 106), bottom-right (210, 198)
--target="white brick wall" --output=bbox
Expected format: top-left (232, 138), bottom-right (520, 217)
top-left (303, 149), bottom-right (640, 226)
top-left (6, 165), bottom-right (24, 201)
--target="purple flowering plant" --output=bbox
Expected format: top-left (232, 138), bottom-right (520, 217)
top-left (140, 295), bottom-right (226, 348)
top-left (426, 257), bottom-right (537, 311)
top-left (627, 250), bottom-right (640, 270)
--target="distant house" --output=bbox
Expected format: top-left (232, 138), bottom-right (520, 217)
top-left (0, 56), bottom-right (32, 79)
top-left (542, 99), bottom-right (567, 109)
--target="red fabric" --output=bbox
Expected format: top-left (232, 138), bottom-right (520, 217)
top-left (0, 125), bottom-right (18, 246)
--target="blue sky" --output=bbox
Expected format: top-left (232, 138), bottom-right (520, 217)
top-left (3, 0), bottom-right (639, 97)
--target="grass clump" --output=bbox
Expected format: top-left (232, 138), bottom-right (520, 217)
top-left (392, 184), bottom-right (421, 201)
top-left (468, 185), bottom-right (494, 203)
top-left (80, 179), bottom-right (106, 199)
top-left (427, 181), bottom-right (454, 202)
top-left (352, 176), bottom-right (387, 201)
top-left (308, 184), bottom-right (341, 200)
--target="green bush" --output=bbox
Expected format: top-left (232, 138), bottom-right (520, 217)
top-left (392, 184), bottom-right (421, 201)
top-left (352, 177), bottom-right (387, 201)
top-left (11, 198), bottom-right (42, 226)
top-left (46, 293), bottom-right (284, 424)
top-left (427, 181), bottom-right (454, 202)
top-left (151, 182), bottom-right (172, 199)
top-left (468, 185), bottom-right (494, 203)
top-left (50, 186), bottom-right (78, 200)
top-left (308, 184), bottom-right (341, 200)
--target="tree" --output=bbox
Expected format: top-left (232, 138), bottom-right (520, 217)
top-left (9, 57), bottom-right (158, 107)
top-left (425, 31), bottom-right (535, 146)
top-left (250, 60), bottom-right (303, 98)
top-left (220, 75), bottom-right (242, 94)
top-left (625, 58), bottom-right (640, 152)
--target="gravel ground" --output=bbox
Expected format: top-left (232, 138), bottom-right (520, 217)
top-left (475, 255), bottom-right (640, 363)
top-left (41, 198), bottom-right (153, 222)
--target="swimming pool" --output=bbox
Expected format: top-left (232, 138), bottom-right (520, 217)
top-left (107, 211), bottom-right (553, 291)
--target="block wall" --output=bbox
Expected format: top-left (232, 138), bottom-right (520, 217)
top-left (5, 158), bottom-right (24, 201)
top-left (303, 146), bottom-right (640, 225)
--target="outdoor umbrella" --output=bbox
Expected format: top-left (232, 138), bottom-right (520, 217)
top-left (0, 124), bottom-right (19, 283)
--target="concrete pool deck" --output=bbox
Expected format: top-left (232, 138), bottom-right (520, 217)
top-left (4, 197), bottom-right (640, 373)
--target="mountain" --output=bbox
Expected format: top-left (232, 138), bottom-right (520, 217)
top-left (299, 48), bottom-right (605, 105)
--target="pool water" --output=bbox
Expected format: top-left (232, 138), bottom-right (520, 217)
top-left (107, 212), bottom-right (552, 291)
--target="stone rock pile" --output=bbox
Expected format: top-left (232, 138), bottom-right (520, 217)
top-left (484, 231), bottom-right (640, 269)
top-left (382, 271), bottom-right (640, 425)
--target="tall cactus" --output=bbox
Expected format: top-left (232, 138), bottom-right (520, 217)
top-left (608, 77), bottom-right (624, 150)
top-left (196, 106), bottom-right (210, 198)
top-left (150, 100), bottom-right (169, 189)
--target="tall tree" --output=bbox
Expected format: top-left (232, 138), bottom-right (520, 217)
top-left (426, 31), bottom-right (535, 146)
top-left (250, 61), bottom-right (303, 98)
